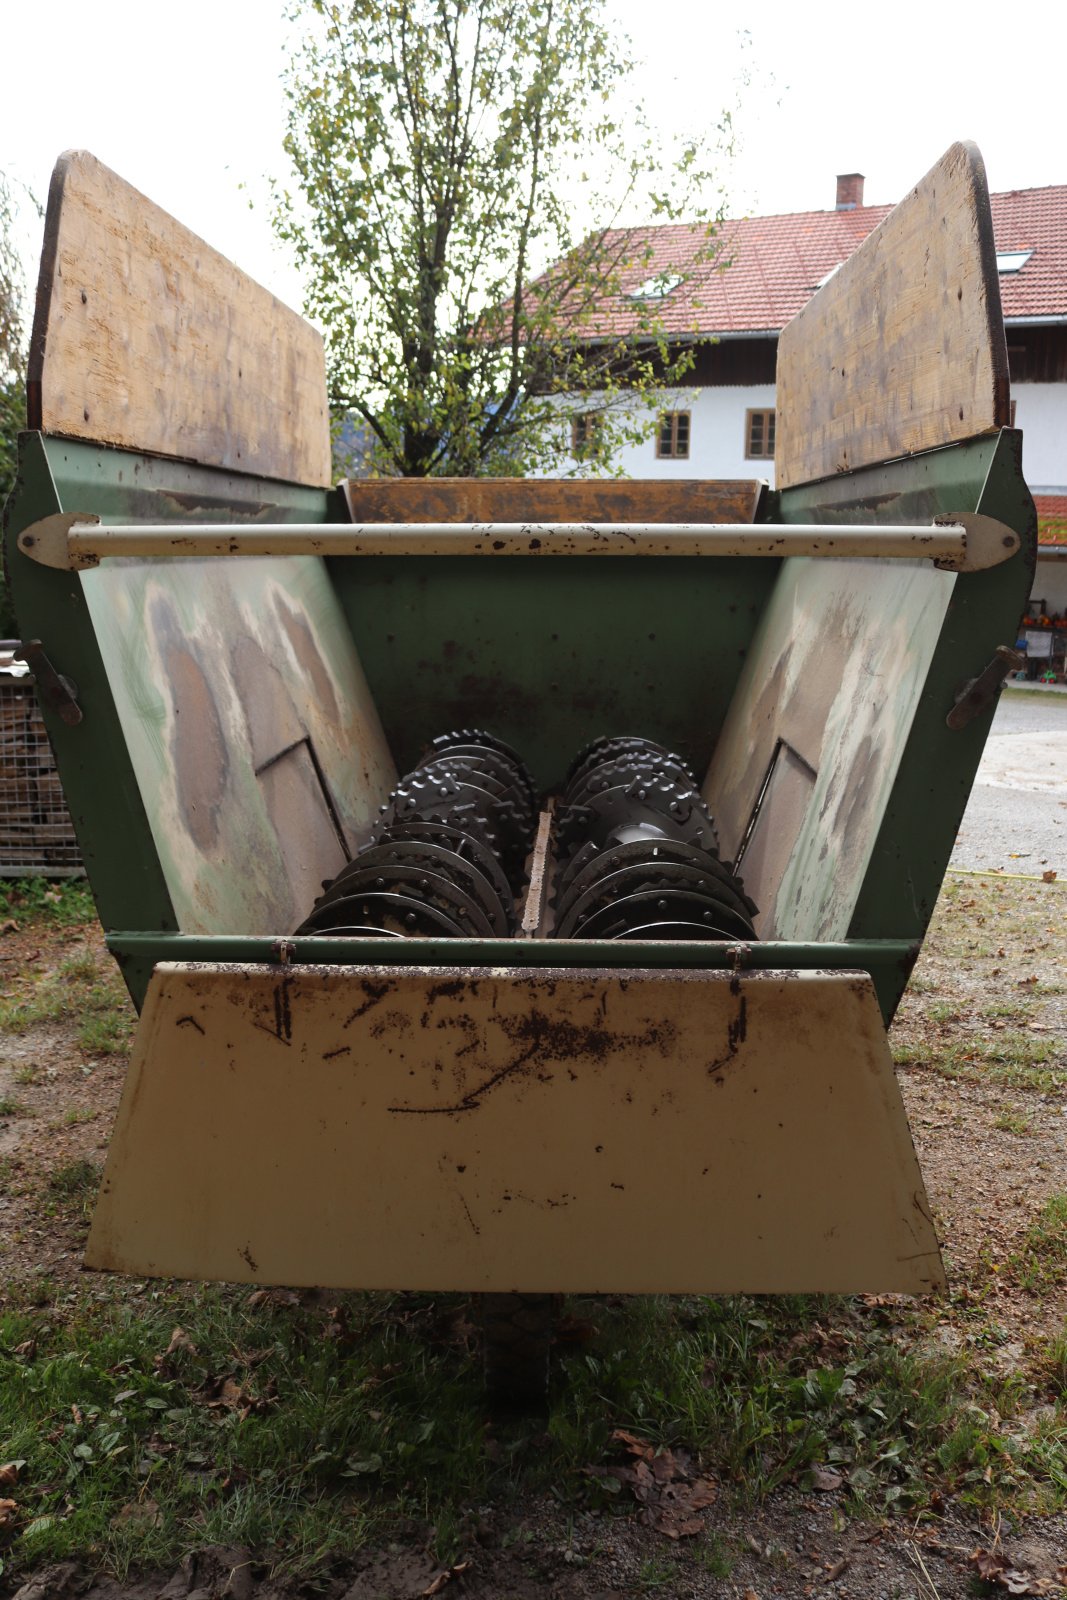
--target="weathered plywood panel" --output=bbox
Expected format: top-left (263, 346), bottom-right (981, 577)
top-left (80, 556), bottom-right (396, 935)
top-left (703, 558), bottom-right (955, 941)
top-left (775, 142), bottom-right (1009, 488)
top-left (86, 963), bottom-right (943, 1294)
top-left (344, 477), bottom-right (764, 524)
top-left (28, 150), bottom-right (331, 486)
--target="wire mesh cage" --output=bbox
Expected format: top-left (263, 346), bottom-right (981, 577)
top-left (0, 645), bottom-right (82, 877)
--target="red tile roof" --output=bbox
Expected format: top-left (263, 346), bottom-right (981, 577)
top-left (574, 185), bottom-right (1067, 340)
top-left (1035, 494), bottom-right (1067, 548)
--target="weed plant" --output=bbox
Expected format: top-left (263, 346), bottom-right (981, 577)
top-left (0, 949), bottom-right (132, 1055)
top-left (1, 1287), bottom-right (1064, 1585)
top-left (0, 877), bottom-right (95, 927)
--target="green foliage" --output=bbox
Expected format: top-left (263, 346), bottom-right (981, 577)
top-left (1013, 1194), bottom-right (1067, 1293)
top-left (275, 0), bottom-right (734, 477)
top-left (0, 926), bottom-right (131, 1057)
top-left (1, 358), bottom-right (26, 639)
top-left (46, 1160), bottom-right (101, 1220)
top-left (1, 1288), bottom-right (1062, 1585)
top-left (0, 876), bottom-right (96, 927)
top-left (2, 168), bottom-right (38, 636)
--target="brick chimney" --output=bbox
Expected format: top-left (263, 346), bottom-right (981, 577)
top-left (835, 173), bottom-right (865, 210)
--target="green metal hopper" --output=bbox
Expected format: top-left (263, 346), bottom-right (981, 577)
top-left (2, 143), bottom-right (1034, 1340)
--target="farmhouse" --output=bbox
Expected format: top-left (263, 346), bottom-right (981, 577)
top-left (552, 172), bottom-right (1067, 626)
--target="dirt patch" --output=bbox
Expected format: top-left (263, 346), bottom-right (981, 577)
top-left (1, 873), bottom-right (1065, 1597)
top-left (0, 921), bottom-right (128, 1289)
top-left (5, 1505), bottom-right (1067, 1599)
top-left (891, 872), bottom-right (1067, 1344)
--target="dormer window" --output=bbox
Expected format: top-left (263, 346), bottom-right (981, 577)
top-left (626, 272), bottom-right (683, 301)
top-left (996, 250), bottom-right (1033, 274)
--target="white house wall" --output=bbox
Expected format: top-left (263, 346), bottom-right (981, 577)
top-left (536, 385), bottom-right (777, 484)
top-left (1033, 556), bottom-right (1067, 613)
top-left (611, 385), bottom-right (778, 483)
top-left (547, 380), bottom-right (1066, 500)
top-left (1012, 382), bottom-right (1067, 493)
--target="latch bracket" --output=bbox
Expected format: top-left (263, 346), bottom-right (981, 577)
top-left (14, 640), bottom-right (84, 727)
top-left (946, 645), bottom-right (1024, 730)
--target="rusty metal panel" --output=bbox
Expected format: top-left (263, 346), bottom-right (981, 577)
top-left (86, 964), bottom-right (944, 1295)
top-left (79, 556), bottom-right (395, 935)
top-left (703, 558), bottom-right (954, 941)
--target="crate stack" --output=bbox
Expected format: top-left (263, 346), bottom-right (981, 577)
top-left (0, 648), bottom-right (82, 877)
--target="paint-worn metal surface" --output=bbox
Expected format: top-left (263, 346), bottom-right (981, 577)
top-left (87, 963), bottom-right (944, 1295)
top-left (4, 436), bottom-right (394, 939)
top-left (80, 553), bottom-right (394, 934)
top-left (331, 551), bottom-right (777, 789)
top-left (781, 431), bottom-right (1036, 971)
top-left (704, 557), bottom-right (955, 940)
top-left (0, 142), bottom-right (1037, 1308)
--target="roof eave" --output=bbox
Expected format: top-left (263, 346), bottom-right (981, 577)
top-left (575, 327), bottom-right (782, 346)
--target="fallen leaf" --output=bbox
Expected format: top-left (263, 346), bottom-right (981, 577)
top-left (825, 1557), bottom-right (848, 1581)
top-left (323, 1303), bottom-right (358, 1343)
top-left (968, 1548), bottom-right (1057, 1595)
top-left (114, 1498), bottom-right (161, 1527)
top-left (1042, 870), bottom-right (1057, 883)
top-left (153, 1327), bottom-right (198, 1378)
top-left (219, 1377), bottom-right (246, 1408)
top-left (651, 1450), bottom-right (682, 1483)
top-left (201, 1373), bottom-right (270, 1416)
top-left (553, 1314), bottom-right (599, 1346)
top-left (421, 1560), bottom-right (472, 1596)
top-left (611, 1429), bottom-right (655, 1460)
top-left (162, 1326), bottom-right (197, 1359)
top-left (0, 1462), bottom-right (25, 1487)
top-left (0, 919), bottom-right (16, 935)
top-left (593, 1433), bottom-right (717, 1537)
top-left (0, 1499), bottom-right (18, 1529)
top-left (810, 1467), bottom-right (843, 1492)
top-left (247, 1288), bottom-right (300, 1310)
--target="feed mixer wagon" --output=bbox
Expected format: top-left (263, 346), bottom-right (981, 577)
top-left (3, 142), bottom-right (1035, 1399)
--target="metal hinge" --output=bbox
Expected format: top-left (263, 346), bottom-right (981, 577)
top-left (946, 645), bottom-right (1024, 730)
top-left (13, 640), bottom-right (84, 727)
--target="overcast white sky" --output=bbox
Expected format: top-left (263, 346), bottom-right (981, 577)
top-left (3, 0), bottom-right (1065, 320)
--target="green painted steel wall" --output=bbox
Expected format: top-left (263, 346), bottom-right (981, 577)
top-left (780, 431), bottom-right (1036, 1012)
top-left (3, 436), bottom-right (333, 976)
top-left (3, 430), bottom-right (1034, 1030)
top-left (328, 554), bottom-right (780, 791)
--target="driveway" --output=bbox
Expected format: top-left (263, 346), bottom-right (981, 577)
top-left (950, 686), bottom-right (1067, 874)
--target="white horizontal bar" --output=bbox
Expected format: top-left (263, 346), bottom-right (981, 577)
top-left (18, 512), bottom-right (1019, 572)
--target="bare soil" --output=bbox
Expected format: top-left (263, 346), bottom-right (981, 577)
top-left (1, 873), bottom-right (1066, 1599)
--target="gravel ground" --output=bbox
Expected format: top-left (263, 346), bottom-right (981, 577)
top-left (950, 687), bottom-right (1067, 875)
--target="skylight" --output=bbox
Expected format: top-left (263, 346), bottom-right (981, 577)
top-left (627, 272), bottom-right (683, 301)
top-left (996, 250), bottom-right (1033, 274)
